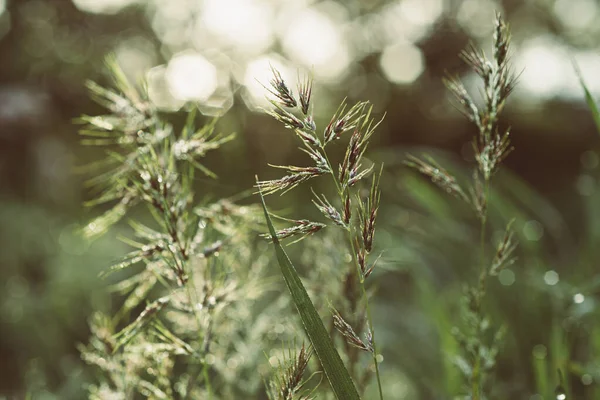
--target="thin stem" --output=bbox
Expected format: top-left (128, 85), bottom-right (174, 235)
top-left (320, 149), bottom-right (343, 196)
top-left (183, 254), bottom-right (213, 399)
top-left (472, 178), bottom-right (490, 400)
top-left (348, 230), bottom-right (384, 399)
top-left (362, 281), bottom-right (384, 398)
top-left (202, 362), bottom-right (213, 399)
top-left (321, 146), bottom-right (384, 400)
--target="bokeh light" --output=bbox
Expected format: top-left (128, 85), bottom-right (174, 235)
top-left (553, 0), bottom-right (598, 32)
top-left (379, 41), bottom-right (424, 85)
top-left (166, 52), bottom-right (218, 102)
top-left (201, 0), bottom-right (274, 55)
top-left (457, 0), bottom-right (498, 37)
top-left (242, 54), bottom-right (292, 109)
top-left (72, 0), bottom-right (138, 14)
top-left (280, 5), bottom-right (351, 80)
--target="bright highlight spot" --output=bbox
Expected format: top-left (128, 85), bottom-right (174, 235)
top-left (380, 41), bottom-right (424, 84)
top-left (523, 220), bottom-right (544, 241)
top-left (399, 0), bottom-right (443, 27)
top-left (0, 0), bottom-right (5, 15)
top-left (516, 38), bottom-right (600, 100)
top-left (242, 55), bottom-right (291, 108)
top-left (574, 293), bottom-right (585, 304)
top-left (532, 344), bottom-right (547, 359)
top-left (281, 8), bottom-right (350, 79)
top-left (517, 38), bottom-right (567, 98)
top-left (570, 52), bottom-right (600, 98)
top-left (202, 0), bottom-right (273, 54)
top-left (554, 0), bottom-right (598, 31)
top-left (166, 53), bottom-right (218, 102)
top-left (498, 269), bottom-right (515, 286)
top-left (147, 65), bottom-right (184, 111)
top-left (544, 270), bottom-right (559, 286)
top-left (457, 0), bottom-right (497, 37)
top-left (114, 36), bottom-right (156, 82)
top-left (72, 0), bottom-right (138, 14)
top-left (380, 0), bottom-right (443, 44)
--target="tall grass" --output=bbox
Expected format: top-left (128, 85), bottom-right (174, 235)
top-left (76, 57), bottom-right (284, 398)
top-left (76, 12), bottom-right (600, 399)
top-left (406, 13), bottom-right (518, 398)
top-left (257, 65), bottom-right (385, 399)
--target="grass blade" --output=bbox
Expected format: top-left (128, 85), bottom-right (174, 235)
top-left (257, 182), bottom-right (361, 400)
top-left (573, 60), bottom-right (600, 135)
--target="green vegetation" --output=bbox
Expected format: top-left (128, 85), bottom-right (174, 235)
top-left (11, 10), bottom-right (599, 400)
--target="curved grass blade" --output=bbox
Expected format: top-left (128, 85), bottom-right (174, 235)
top-left (573, 60), bottom-right (600, 135)
top-left (257, 181), bottom-right (361, 400)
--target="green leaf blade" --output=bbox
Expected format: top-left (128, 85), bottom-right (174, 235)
top-left (257, 185), bottom-right (361, 400)
top-left (574, 60), bottom-right (600, 135)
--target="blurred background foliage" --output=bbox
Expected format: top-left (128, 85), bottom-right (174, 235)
top-left (2, 0), bottom-right (600, 398)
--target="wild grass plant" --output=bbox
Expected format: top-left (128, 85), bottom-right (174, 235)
top-left (405, 13), bottom-right (518, 399)
top-left (76, 12), bottom-right (600, 400)
top-left (76, 58), bottom-right (294, 399)
top-left (257, 67), bottom-right (385, 399)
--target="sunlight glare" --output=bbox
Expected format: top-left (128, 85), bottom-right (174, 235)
top-left (166, 52), bottom-right (218, 102)
top-left (457, 0), bottom-right (498, 37)
top-left (72, 0), bottom-right (137, 14)
top-left (147, 65), bottom-right (185, 111)
top-left (242, 55), bottom-right (291, 109)
top-left (554, 0), bottom-right (597, 31)
top-left (517, 38), bottom-right (566, 98)
top-left (380, 0), bottom-right (441, 44)
top-left (399, 0), bottom-right (443, 27)
top-left (202, 0), bottom-right (273, 54)
top-left (380, 41), bottom-right (424, 85)
top-left (281, 7), bottom-right (350, 80)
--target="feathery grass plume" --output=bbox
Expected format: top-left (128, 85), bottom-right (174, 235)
top-left (406, 13), bottom-right (518, 399)
top-left (113, 296), bottom-right (171, 351)
top-left (331, 307), bottom-right (373, 353)
top-left (79, 58), bottom-right (287, 398)
top-left (266, 343), bottom-right (316, 400)
top-left (490, 219), bottom-right (517, 276)
top-left (257, 166), bottom-right (328, 196)
top-left (260, 216), bottom-right (326, 243)
top-left (449, 13), bottom-right (517, 399)
top-left (312, 190), bottom-right (347, 228)
top-left (324, 100), bottom-right (368, 144)
top-left (297, 73), bottom-right (313, 116)
top-left (259, 67), bottom-right (385, 398)
top-left (265, 65), bottom-right (297, 109)
top-left (357, 166), bottom-right (382, 254)
top-left (404, 154), bottom-right (470, 202)
top-left (78, 62), bottom-right (230, 239)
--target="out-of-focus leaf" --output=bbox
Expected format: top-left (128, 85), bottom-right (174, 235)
top-left (573, 60), bottom-right (600, 135)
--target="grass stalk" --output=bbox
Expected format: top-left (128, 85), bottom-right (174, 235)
top-left (257, 68), bottom-right (385, 398)
top-left (472, 178), bottom-right (490, 400)
top-left (323, 143), bottom-right (384, 400)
